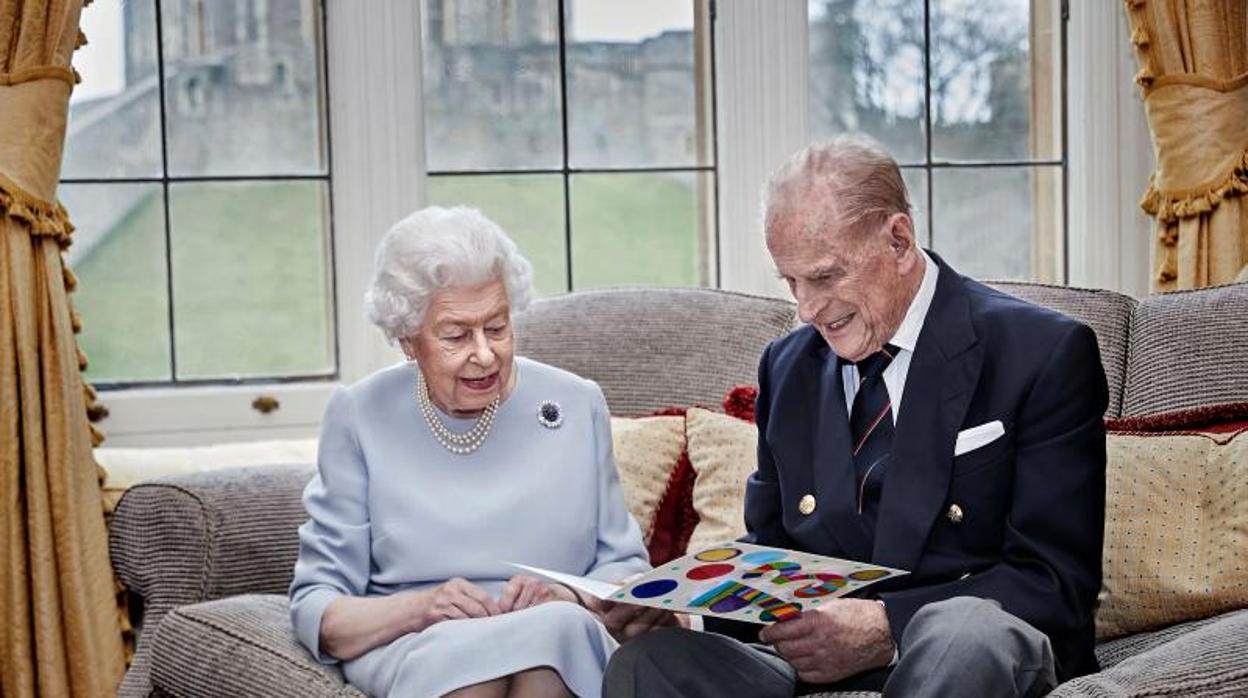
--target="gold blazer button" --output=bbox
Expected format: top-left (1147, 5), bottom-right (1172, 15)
top-left (799, 494), bottom-right (817, 516)
top-left (947, 504), bottom-right (964, 524)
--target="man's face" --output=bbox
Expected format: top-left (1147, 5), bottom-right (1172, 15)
top-left (767, 207), bottom-right (919, 363)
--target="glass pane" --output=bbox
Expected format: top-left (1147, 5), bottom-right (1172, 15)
top-left (901, 167), bottom-right (929, 247)
top-left (64, 0), bottom-right (163, 178)
top-left (808, 0), bottom-right (926, 164)
top-left (931, 0), bottom-right (1051, 161)
top-left (421, 0), bottom-right (562, 170)
top-left (427, 174), bottom-right (568, 295)
top-left (62, 184), bottom-right (171, 382)
top-left (931, 166), bottom-right (1061, 281)
top-left (161, 0), bottom-right (327, 177)
top-left (169, 181), bottom-right (333, 379)
top-left (570, 172), bottom-right (710, 289)
top-left (566, 0), bottom-right (704, 168)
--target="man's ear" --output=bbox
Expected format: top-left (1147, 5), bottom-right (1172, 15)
top-left (885, 212), bottom-right (915, 256)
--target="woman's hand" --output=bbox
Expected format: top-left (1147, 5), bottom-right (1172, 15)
top-left (498, 575), bottom-right (559, 612)
top-left (413, 577), bottom-right (502, 630)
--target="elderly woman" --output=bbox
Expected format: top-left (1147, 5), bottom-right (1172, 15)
top-left (289, 207), bottom-right (649, 698)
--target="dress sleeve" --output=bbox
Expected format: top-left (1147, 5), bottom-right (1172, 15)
top-left (583, 381), bottom-right (652, 582)
top-left (289, 386), bottom-right (371, 664)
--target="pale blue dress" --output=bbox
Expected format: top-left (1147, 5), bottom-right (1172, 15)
top-left (289, 357), bottom-right (649, 697)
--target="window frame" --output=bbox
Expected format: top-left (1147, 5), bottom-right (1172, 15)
top-left (423, 0), bottom-right (720, 293)
top-left (90, 0), bottom-right (1150, 446)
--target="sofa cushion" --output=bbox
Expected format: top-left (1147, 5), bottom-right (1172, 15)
top-left (685, 407), bottom-right (757, 552)
top-left (150, 594), bottom-right (362, 697)
top-left (986, 281), bottom-right (1136, 418)
top-left (1051, 608), bottom-right (1248, 696)
top-left (1094, 609), bottom-right (1245, 670)
top-left (609, 415), bottom-right (688, 557)
top-left (1122, 282), bottom-right (1248, 418)
top-left (514, 288), bottom-right (796, 417)
top-left (1096, 428), bottom-right (1248, 639)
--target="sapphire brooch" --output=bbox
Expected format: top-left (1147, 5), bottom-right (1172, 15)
top-left (537, 400), bottom-right (563, 429)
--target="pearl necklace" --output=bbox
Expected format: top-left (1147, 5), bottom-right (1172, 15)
top-left (415, 368), bottom-right (499, 455)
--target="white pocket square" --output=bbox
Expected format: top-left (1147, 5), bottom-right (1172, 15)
top-left (954, 420), bottom-right (1005, 456)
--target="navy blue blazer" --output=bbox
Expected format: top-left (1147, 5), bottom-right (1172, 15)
top-left (707, 252), bottom-right (1107, 685)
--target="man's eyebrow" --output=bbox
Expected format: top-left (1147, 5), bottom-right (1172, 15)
top-left (807, 264), bottom-right (842, 278)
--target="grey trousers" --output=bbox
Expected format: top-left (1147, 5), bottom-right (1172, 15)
top-left (603, 596), bottom-right (1058, 698)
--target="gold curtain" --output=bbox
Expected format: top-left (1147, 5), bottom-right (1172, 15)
top-left (0, 0), bottom-right (126, 696)
top-left (1124, 0), bottom-right (1248, 291)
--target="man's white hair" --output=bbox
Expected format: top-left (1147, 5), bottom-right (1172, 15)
top-left (762, 134), bottom-right (912, 238)
top-left (365, 206), bottom-right (534, 344)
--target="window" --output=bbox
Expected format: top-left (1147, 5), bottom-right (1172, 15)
top-left (808, 0), bottom-right (1066, 282)
top-left (62, 0), bottom-right (334, 388)
top-left (419, 0), bottom-right (718, 294)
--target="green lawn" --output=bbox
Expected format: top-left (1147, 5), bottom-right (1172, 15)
top-left (76, 182), bottom-right (333, 382)
top-left (75, 174), bottom-right (706, 383)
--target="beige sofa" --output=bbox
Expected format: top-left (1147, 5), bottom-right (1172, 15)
top-left (108, 282), bottom-right (1248, 697)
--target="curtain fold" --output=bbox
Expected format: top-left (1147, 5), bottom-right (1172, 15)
top-left (0, 0), bottom-right (126, 696)
top-left (1124, 0), bottom-right (1248, 291)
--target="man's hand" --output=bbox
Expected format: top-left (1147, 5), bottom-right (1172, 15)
top-left (759, 599), bottom-right (895, 684)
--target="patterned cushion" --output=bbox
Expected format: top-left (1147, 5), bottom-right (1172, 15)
top-left (1122, 282), bottom-right (1248, 417)
top-left (685, 407), bottom-right (757, 552)
top-left (609, 415), bottom-right (687, 551)
top-left (515, 288), bottom-right (796, 417)
top-left (150, 594), bottom-right (362, 698)
top-left (986, 281), bottom-right (1136, 418)
top-left (1097, 429), bottom-right (1248, 639)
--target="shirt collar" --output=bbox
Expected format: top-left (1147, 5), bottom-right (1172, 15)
top-left (887, 248), bottom-right (939, 354)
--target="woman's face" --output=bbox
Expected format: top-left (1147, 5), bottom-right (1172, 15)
top-left (402, 279), bottom-right (516, 417)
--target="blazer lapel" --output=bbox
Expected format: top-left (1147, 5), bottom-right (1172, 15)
top-left (872, 254), bottom-right (982, 572)
top-left (807, 342), bottom-right (873, 561)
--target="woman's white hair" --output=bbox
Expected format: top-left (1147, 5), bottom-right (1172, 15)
top-left (365, 206), bottom-right (535, 344)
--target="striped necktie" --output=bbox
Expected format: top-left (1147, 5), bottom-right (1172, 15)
top-left (849, 344), bottom-right (899, 534)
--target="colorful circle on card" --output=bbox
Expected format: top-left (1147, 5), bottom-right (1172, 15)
top-left (630, 579), bottom-right (679, 599)
top-left (694, 547), bottom-right (742, 562)
top-left (849, 569), bottom-right (890, 581)
top-left (740, 550), bottom-right (787, 564)
top-left (743, 561), bottom-right (800, 578)
top-left (686, 563), bottom-right (735, 581)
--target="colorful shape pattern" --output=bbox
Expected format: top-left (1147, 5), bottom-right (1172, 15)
top-left (743, 560), bottom-right (800, 578)
top-left (690, 580), bottom-right (803, 622)
top-left (630, 579), bottom-right (679, 599)
top-left (686, 563), bottom-right (735, 581)
top-left (739, 550), bottom-right (787, 565)
top-left (771, 571), bottom-right (848, 598)
top-left (694, 547), bottom-right (742, 562)
top-left (848, 569), bottom-right (891, 582)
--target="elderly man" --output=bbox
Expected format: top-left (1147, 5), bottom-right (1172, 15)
top-left (602, 137), bottom-right (1107, 697)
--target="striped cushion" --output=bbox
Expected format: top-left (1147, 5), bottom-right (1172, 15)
top-left (1051, 608), bottom-right (1248, 696)
top-left (1122, 282), bottom-right (1248, 417)
top-left (150, 595), bottom-right (362, 697)
top-left (515, 288), bottom-right (797, 417)
top-left (110, 464), bottom-right (314, 697)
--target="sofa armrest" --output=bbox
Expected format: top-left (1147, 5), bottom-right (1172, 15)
top-left (150, 595), bottom-right (363, 697)
top-left (109, 463), bottom-right (314, 696)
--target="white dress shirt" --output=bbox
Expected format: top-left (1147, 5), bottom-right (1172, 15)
top-left (840, 249), bottom-right (940, 422)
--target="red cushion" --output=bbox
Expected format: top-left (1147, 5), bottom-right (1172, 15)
top-left (642, 389), bottom-right (763, 564)
top-left (1106, 402), bottom-right (1248, 435)
top-left (723, 384), bottom-right (758, 423)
